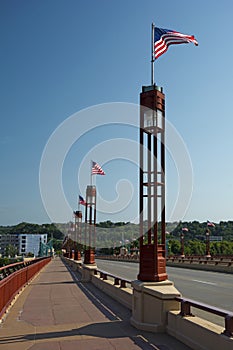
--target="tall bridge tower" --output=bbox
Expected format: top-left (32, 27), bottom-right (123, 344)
top-left (84, 185), bottom-right (96, 265)
top-left (73, 210), bottom-right (82, 260)
top-left (138, 84), bottom-right (167, 282)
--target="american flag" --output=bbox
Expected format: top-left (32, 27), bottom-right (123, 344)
top-left (207, 220), bottom-right (215, 227)
top-left (154, 27), bottom-right (198, 60)
top-left (79, 195), bottom-right (86, 205)
top-left (92, 161), bottom-right (105, 175)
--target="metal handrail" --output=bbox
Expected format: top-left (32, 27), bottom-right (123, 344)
top-left (167, 256), bottom-right (233, 266)
top-left (96, 255), bottom-right (233, 267)
top-left (175, 296), bottom-right (233, 337)
top-left (93, 268), bottom-right (132, 289)
top-left (0, 257), bottom-right (51, 319)
top-left (0, 257), bottom-right (49, 280)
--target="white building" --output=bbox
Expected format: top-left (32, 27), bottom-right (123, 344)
top-left (0, 234), bottom-right (47, 257)
top-left (18, 234), bottom-right (47, 256)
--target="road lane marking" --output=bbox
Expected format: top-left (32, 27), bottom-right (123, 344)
top-left (192, 279), bottom-right (217, 286)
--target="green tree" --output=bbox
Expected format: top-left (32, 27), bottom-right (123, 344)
top-left (5, 244), bottom-right (18, 258)
top-left (169, 240), bottom-right (181, 255)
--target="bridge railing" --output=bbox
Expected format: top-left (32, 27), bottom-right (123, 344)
top-left (93, 268), bottom-right (132, 289)
top-left (96, 254), bottom-right (233, 267)
top-left (175, 297), bottom-right (233, 337)
top-left (167, 256), bottom-right (233, 266)
top-left (0, 257), bottom-right (51, 319)
top-left (170, 254), bottom-right (233, 260)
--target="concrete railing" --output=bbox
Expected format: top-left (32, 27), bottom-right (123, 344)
top-left (95, 254), bottom-right (233, 265)
top-left (166, 256), bottom-right (233, 274)
top-left (94, 268), bottom-right (132, 289)
top-left (91, 268), bottom-right (132, 310)
top-left (64, 257), bottom-right (233, 350)
top-left (176, 296), bottom-right (233, 336)
top-left (167, 307), bottom-right (233, 350)
top-left (96, 255), bottom-right (233, 274)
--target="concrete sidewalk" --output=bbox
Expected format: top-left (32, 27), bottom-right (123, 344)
top-left (0, 257), bottom-right (192, 350)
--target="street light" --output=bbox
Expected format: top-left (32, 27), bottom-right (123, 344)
top-left (180, 227), bottom-right (188, 258)
top-left (73, 210), bottom-right (82, 261)
top-left (180, 232), bottom-right (185, 258)
top-left (205, 229), bottom-right (211, 258)
top-left (137, 84), bottom-right (167, 282)
top-left (84, 185), bottom-right (96, 265)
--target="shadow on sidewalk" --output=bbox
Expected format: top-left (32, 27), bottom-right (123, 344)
top-left (0, 321), bottom-right (167, 350)
top-left (62, 258), bottom-right (131, 322)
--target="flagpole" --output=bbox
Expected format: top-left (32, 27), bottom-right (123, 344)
top-left (151, 22), bottom-right (155, 86)
top-left (78, 195), bottom-right (80, 211)
top-left (90, 160), bottom-right (92, 186)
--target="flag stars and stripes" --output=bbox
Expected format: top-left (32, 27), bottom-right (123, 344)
top-left (92, 161), bottom-right (106, 175)
top-left (79, 195), bottom-right (86, 206)
top-left (154, 27), bottom-right (198, 60)
top-left (207, 220), bottom-right (215, 227)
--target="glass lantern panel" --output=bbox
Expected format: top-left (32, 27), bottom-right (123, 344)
top-left (143, 109), bottom-right (156, 128)
top-left (143, 109), bottom-right (162, 132)
top-left (157, 109), bottom-right (163, 129)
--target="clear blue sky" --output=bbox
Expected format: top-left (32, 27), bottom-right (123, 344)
top-left (1, 0), bottom-right (233, 226)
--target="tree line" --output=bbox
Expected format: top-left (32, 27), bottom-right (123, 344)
top-left (1, 220), bottom-right (233, 256)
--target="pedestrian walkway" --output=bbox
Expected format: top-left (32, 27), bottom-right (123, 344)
top-left (0, 257), bottom-right (192, 350)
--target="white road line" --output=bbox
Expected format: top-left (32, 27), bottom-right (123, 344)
top-left (192, 279), bottom-right (217, 286)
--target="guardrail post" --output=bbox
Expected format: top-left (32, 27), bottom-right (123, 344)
top-left (180, 300), bottom-right (193, 317)
top-left (114, 278), bottom-right (120, 286)
top-left (223, 315), bottom-right (233, 337)
top-left (120, 280), bottom-right (126, 288)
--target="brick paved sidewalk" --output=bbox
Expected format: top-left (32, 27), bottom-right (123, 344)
top-left (0, 257), bottom-right (192, 350)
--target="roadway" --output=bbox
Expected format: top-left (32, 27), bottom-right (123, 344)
top-left (96, 259), bottom-right (233, 326)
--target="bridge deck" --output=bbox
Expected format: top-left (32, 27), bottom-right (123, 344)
top-left (0, 257), bottom-right (191, 350)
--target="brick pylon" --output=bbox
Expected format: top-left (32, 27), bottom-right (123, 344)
top-left (138, 84), bottom-right (167, 282)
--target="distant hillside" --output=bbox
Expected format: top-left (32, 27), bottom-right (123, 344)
top-left (169, 221), bottom-right (233, 241)
top-left (0, 222), bottom-right (64, 240)
top-left (0, 220), bottom-right (232, 248)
